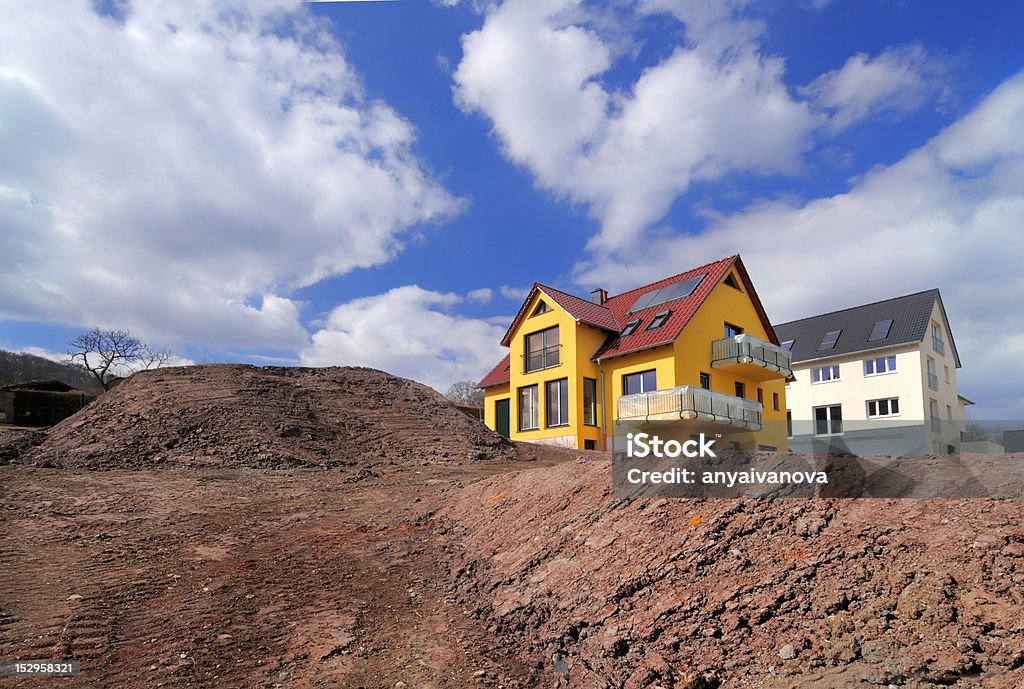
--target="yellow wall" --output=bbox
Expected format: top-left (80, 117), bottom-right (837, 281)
top-left (482, 383), bottom-right (510, 433)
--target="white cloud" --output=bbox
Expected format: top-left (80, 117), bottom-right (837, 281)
top-left (0, 0), bottom-right (460, 350)
top-left (801, 44), bottom-right (946, 132)
top-left (499, 284), bottom-right (530, 301)
top-left (466, 287), bottom-right (494, 303)
top-left (575, 71), bottom-right (1024, 419)
top-left (301, 285), bottom-right (507, 391)
top-left (453, 0), bottom-right (816, 253)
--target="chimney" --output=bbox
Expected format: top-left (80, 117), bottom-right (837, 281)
top-left (590, 288), bottom-right (608, 305)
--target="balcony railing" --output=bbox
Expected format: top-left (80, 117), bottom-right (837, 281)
top-left (928, 373), bottom-right (939, 390)
top-left (617, 385), bottom-right (762, 430)
top-left (711, 334), bottom-right (792, 378)
top-left (523, 345), bottom-right (560, 373)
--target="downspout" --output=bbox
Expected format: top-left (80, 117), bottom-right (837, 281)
top-left (598, 357), bottom-right (607, 451)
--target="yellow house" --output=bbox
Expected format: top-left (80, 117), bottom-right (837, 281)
top-left (478, 255), bottom-right (791, 451)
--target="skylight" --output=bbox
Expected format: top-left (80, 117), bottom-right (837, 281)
top-left (628, 274), bottom-right (706, 313)
top-left (646, 310), bottom-right (671, 330)
top-left (868, 319), bottom-right (893, 341)
top-left (619, 319), bottom-right (641, 337)
top-left (818, 330), bottom-right (841, 350)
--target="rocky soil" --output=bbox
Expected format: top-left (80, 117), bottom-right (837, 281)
top-left (4, 364), bottom-right (518, 470)
top-left (430, 456), bottom-right (1024, 688)
top-left (1, 365), bottom-right (1022, 688)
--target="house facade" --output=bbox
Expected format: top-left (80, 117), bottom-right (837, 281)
top-left (774, 289), bottom-right (965, 457)
top-left (478, 255), bottom-right (791, 452)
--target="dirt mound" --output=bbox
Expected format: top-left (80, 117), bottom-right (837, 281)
top-left (431, 455), bottom-right (1024, 688)
top-left (14, 364), bottom-right (515, 470)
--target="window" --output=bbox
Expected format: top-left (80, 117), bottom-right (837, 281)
top-left (867, 398), bottom-right (900, 418)
top-left (584, 439), bottom-right (596, 450)
top-left (944, 365), bottom-right (950, 384)
top-left (757, 388), bottom-right (763, 404)
top-left (932, 323), bottom-right (945, 355)
top-left (927, 357), bottom-right (938, 390)
top-left (758, 445), bottom-right (778, 452)
top-left (619, 319), bottom-right (641, 337)
top-left (699, 372), bottom-right (711, 390)
top-left (524, 326), bottom-right (559, 373)
top-left (531, 301), bottom-right (551, 316)
top-left (623, 370), bottom-right (657, 395)
top-left (724, 323), bottom-right (744, 338)
top-left (781, 340), bottom-right (794, 351)
top-left (735, 381), bottom-right (745, 399)
top-left (773, 392), bottom-right (780, 411)
top-left (724, 273), bottom-right (741, 290)
top-left (929, 399), bottom-right (940, 434)
top-left (583, 378), bottom-right (597, 426)
top-left (646, 310), bottom-right (671, 330)
top-left (946, 404), bottom-right (953, 422)
top-left (786, 410), bottom-right (793, 438)
top-left (814, 405), bottom-right (843, 436)
top-left (811, 365), bottom-right (840, 383)
top-left (546, 378), bottom-right (569, 427)
top-left (818, 330), bottom-right (842, 350)
top-left (518, 385), bottom-right (538, 431)
top-left (868, 319), bottom-right (893, 342)
top-left (865, 356), bottom-right (897, 375)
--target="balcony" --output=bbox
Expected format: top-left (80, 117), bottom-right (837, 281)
top-left (617, 385), bottom-right (762, 430)
top-left (523, 345), bottom-right (560, 374)
top-left (711, 334), bottom-right (792, 380)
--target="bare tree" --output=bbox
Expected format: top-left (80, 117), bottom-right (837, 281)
top-left (446, 380), bottom-right (484, 409)
top-left (962, 422), bottom-right (1004, 444)
top-left (67, 328), bottom-right (172, 391)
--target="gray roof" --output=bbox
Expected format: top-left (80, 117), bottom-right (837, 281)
top-left (773, 289), bottom-right (961, 367)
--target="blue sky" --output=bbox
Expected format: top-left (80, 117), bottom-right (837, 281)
top-left (1, 0), bottom-right (1023, 418)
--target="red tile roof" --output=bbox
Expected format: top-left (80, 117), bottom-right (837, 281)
top-left (592, 255), bottom-right (739, 360)
top-left (479, 254), bottom-right (779, 384)
top-left (478, 353), bottom-right (511, 388)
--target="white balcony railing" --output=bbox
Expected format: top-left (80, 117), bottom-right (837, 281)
top-left (711, 334), bottom-right (792, 378)
top-left (617, 385), bottom-right (762, 430)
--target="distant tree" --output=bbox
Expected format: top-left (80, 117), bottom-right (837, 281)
top-left (962, 422), bottom-right (1004, 443)
top-left (67, 328), bottom-right (171, 391)
top-left (446, 380), bottom-right (484, 409)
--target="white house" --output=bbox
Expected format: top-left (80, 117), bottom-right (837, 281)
top-left (774, 289), bottom-right (965, 457)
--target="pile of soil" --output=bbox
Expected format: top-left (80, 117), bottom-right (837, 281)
top-left (431, 455), bottom-right (1024, 688)
top-left (9, 364), bottom-right (516, 470)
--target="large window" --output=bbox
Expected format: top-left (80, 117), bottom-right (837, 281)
top-left (867, 398), bottom-right (900, 418)
top-left (724, 323), bottom-right (744, 338)
top-left (932, 322), bottom-right (945, 355)
top-left (786, 410), bottom-right (793, 438)
top-left (623, 370), bottom-right (657, 395)
top-left (583, 378), bottom-right (597, 426)
top-left (525, 326), bottom-right (559, 373)
top-left (735, 381), bottom-right (746, 399)
top-left (865, 356), bottom-right (896, 375)
top-left (546, 378), bottom-right (569, 427)
top-left (927, 357), bottom-right (938, 390)
top-left (518, 385), bottom-right (538, 431)
top-left (811, 365), bottom-right (840, 383)
top-left (814, 404), bottom-right (843, 436)
top-left (929, 399), bottom-right (941, 434)
top-left (699, 372), bottom-right (711, 390)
